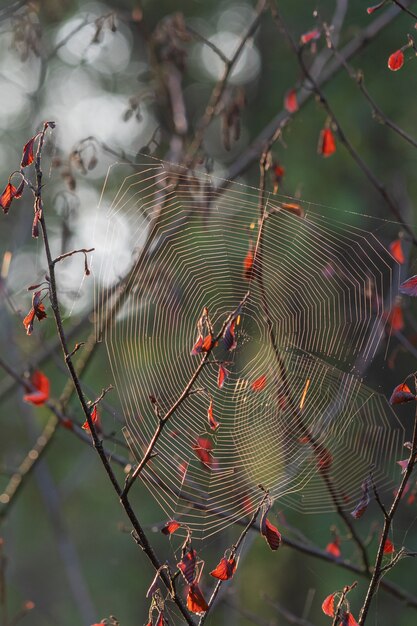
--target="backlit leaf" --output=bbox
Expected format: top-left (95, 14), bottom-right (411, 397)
top-left (400, 275), bottom-right (417, 297)
top-left (210, 555), bottom-right (237, 580)
top-left (207, 399), bottom-right (219, 431)
top-left (260, 507), bottom-right (281, 550)
top-left (389, 238), bottom-right (405, 264)
top-left (284, 88), bottom-right (298, 113)
top-left (389, 382), bottom-right (415, 405)
top-left (23, 370), bottom-right (50, 406)
top-left (388, 49), bottom-right (404, 71)
top-left (21, 135), bottom-right (37, 167)
top-left (318, 128), bottom-right (336, 157)
top-left (251, 374), bottom-right (267, 391)
top-left (186, 583), bottom-right (208, 614)
top-left (161, 520), bottom-right (181, 535)
top-left (350, 476), bottom-right (371, 519)
top-left (322, 593), bottom-right (336, 617)
top-left (177, 548), bottom-right (197, 584)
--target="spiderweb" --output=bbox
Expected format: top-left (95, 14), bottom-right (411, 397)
top-left (93, 157), bottom-right (405, 540)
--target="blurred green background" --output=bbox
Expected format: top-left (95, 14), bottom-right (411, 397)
top-left (1, 1), bottom-right (417, 625)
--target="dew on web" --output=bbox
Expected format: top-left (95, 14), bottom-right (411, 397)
top-left (92, 154), bottom-right (405, 542)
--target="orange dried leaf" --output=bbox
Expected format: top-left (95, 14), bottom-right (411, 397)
top-left (340, 612), bottom-right (359, 626)
top-left (389, 238), bottom-right (405, 264)
top-left (300, 28), bottom-right (321, 45)
top-left (389, 382), bottom-right (415, 405)
top-left (210, 556), bottom-right (237, 580)
top-left (217, 364), bottom-right (229, 389)
top-left (325, 539), bottom-right (341, 558)
top-left (82, 406), bottom-right (100, 432)
top-left (318, 127), bottom-right (336, 157)
top-left (322, 592), bottom-right (336, 616)
top-left (161, 520), bottom-right (181, 535)
top-left (281, 202), bottom-right (305, 218)
top-left (243, 248), bottom-right (254, 280)
top-left (284, 88), bottom-right (298, 113)
top-left (0, 183), bottom-right (18, 214)
top-left (388, 49), bottom-right (404, 71)
top-left (23, 370), bottom-right (50, 406)
top-left (186, 582), bottom-right (208, 614)
top-left (387, 303), bottom-right (404, 334)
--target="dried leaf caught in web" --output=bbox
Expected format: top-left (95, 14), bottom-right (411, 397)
top-left (223, 320), bottom-right (237, 351)
top-left (192, 437), bottom-right (216, 470)
top-left (207, 399), bottom-right (219, 431)
top-left (251, 375), bottom-right (267, 392)
top-left (217, 364), bottom-right (229, 389)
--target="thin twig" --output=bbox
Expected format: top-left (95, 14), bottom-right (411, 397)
top-left (358, 396), bottom-right (417, 624)
top-left (391, 0), bottom-right (417, 19)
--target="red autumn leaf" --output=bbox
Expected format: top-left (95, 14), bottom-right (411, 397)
top-left (340, 612), bottom-right (359, 626)
top-left (223, 319), bottom-right (237, 351)
top-left (21, 135), bottom-right (37, 168)
top-left (243, 247), bottom-right (254, 280)
top-left (326, 539), bottom-right (341, 558)
top-left (23, 370), bottom-right (50, 406)
top-left (400, 275), bottom-right (417, 296)
top-left (260, 507), bottom-right (281, 550)
top-left (387, 302), bottom-right (404, 334)
top-left (193, 436), bottom-right (215, 470)
top-left (177, 548), bottom-right (197, 584)
top-left (207, 399), bottom-right (219, 431)
top-left (389, 238), bottom-right (405, 264)
top-left (82, 406), bottom-right (100, 432)
top-left (383, 537), bottom-right (395, 554)
top-left (201, 334), bottom-right (214, 351)
top-left (388, 49), bottom-right (404, 71)
top-left (217, 364), bottom-right (229, 389)
top-left (186, 582), bottom-right (208, 614)
top-left (351, 476), bottom-right (371, 519)
top-left (273, 164), bottom-right (285, 179)
top-left (251, 374), bottom-right (267, 392)
top-left (1, 183), bottom-right (17, 214)
top-left (191, 335), bottom-right (203, 355)
top-left (284, 88), bottom-right (298, 113)
top-left (322, 593), bottom-right (336, 617)
top-left (318, 127), bottom-right (336, 157)
top-left (367, 1), bottom-right (386, 13)
top-left (23, 290), bottom-right (47, 336)
top-left (389, 382), bottom-right (416, 405)
top-left (23, 308), bottom-right (36, 336)
top-left (210, 555), bottom-right (237, 580)
top-left (300, 28), bottom-right (321, 45)
top-left (161, 520), bottom-right (181, 535)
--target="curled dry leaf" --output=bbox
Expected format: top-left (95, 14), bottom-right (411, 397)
top-left (217, 364), bottom-right (229, 389)
top-left (82, 405), bottom-right (100, 433)
top-left (388, 49), bottom-right (404, 71)
top-left (186, 582), bottom-right (208, 614)
top-left (177, 548), bottom-right (197, 584)
top-left (23, 370), bottom-right (50, 406)
top-left (21, 135), bottom-right (38, 167)
top-left (260, 502), bottom-right (281, 550)
top-left (192, 436), bottom-right (216, 470)
top-left (318, 127), bottom-right (336, 157)
top-left (207, 399), bottom-right (219, 431)
top-left (0, 179), bottom-right (24, 214)
top-left (322, 593), bottom-right (335, 616)
top-left (389, 382), bottom-right (416, 405)
top-left (210, 555), bottom-right (237, 580)
top-left (223, 319), bottom-right (237, 351)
